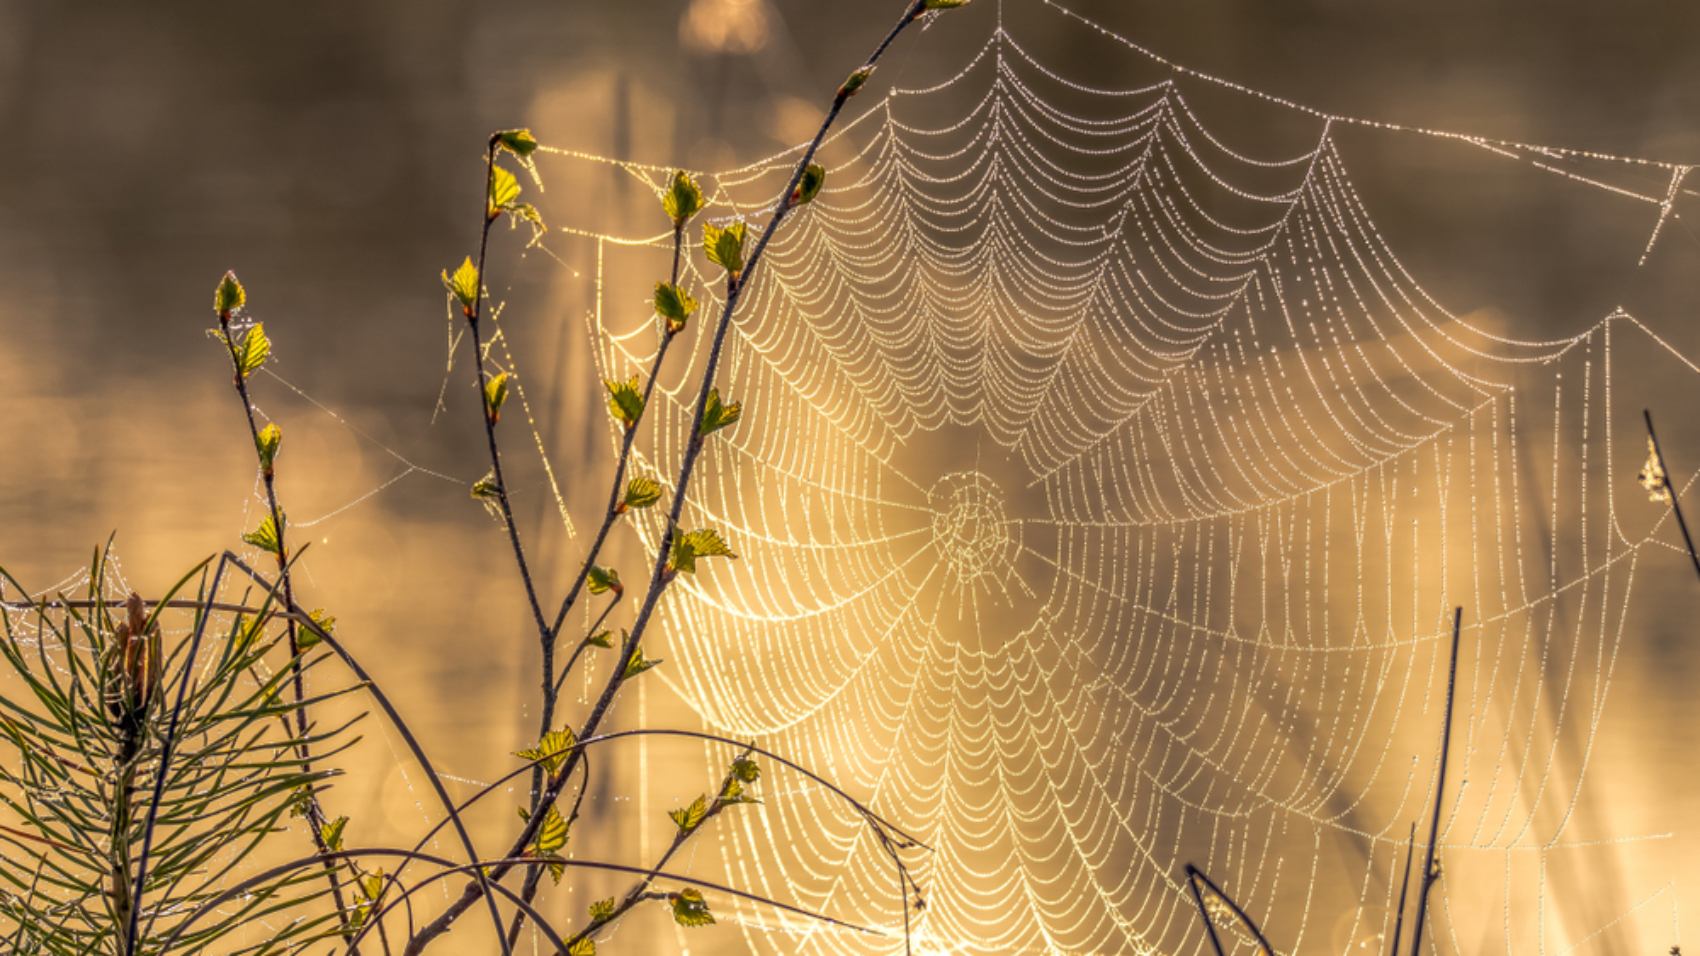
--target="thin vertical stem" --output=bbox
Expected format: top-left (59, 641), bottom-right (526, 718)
top-left (218, 313), bottom-right (352, 942)
top-left (1388, 822), bottom-right (1416, 956)
top-left (1410, 607), bottom-right (1463, 956)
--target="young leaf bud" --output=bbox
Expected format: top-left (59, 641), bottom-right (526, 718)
top-left (790, 163), bottom-right (827, 207)
top-left (663, 169), bottom-right (705, 227)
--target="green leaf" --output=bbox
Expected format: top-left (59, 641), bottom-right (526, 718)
top-left (242, 511), bottom-right (285, 557)
top-left (731, 755), bottom-right (760, 784)
top-left (718, 779), bottom-right (759, 806)
top-left (516, 727), bottom-right (576, 775)
top-left (359, 869), bottom-right (384, 901)
top-left (622, 643), bottom-right (660, 680)
top-left (668, 794), bottom-right (709, 835)
top-left (299, 609), bottom-right (335, 650)
top-left (237, 323), bottom-right (271, 378)
top-left (287, 784), bottom-right (314, 819)
top-left (495, 128), bottom-right (539, 158)
top-left (663, 169), bottom-right (704, 226)
top-left (654, 282), bottom-right (698, 333)
top-left (585, 630), bottom-right (614, 649)
top-left (589, 897), bottom-right (616, 923)
top-left (700, 389), bottom-right (742, 436)
top-left (214, 271), bottom-right (246, 315)
top-left (443, 256), bottom-right (480, 311)
top-left (321, 815), bottom-right (349, 853)
top-left (604, 376), bottom-right (645, 429)
top-left (484, 372), bottom-right (510, 425)
top-left (530, 803), bottom-right (569, 855)
top-left (791, 162), bottom-right (827, 207)
top-left (586, 566), bottom-right (621, 596)
top-left (671, 888), bottom-right (715, 928)
top-left (839, 65), bottom-right (875, 97)
top-left (570, 938), bottom-right (596, 956)
top-left (507, 201), bottom-right (547, 236)
top-left (255, 422), bottom-right (281, 475)
top-left (488, 164), bottom-right (522, 217)
top-left (923, 0), bottom-right (972, 8)
top-left (471, 471), bottom-right (502, 518)
top-left (670, 527), bottom-right (738, 575)
top-left (702, 221), bottom-right (747, 276)
top-left (621, 475), bottom-right (662, 511)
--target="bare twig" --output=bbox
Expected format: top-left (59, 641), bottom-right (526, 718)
top-left (1184, 863), bottom-right (1275, 956)
top-left (1410, 607), bottom-right (1463, 956)
top-left (1388, 822), bottom-right (1416, 956)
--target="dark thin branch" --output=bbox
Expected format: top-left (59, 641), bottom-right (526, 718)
top-left (1644, 409), bottom-right (1700, 584)
top-left (466, 136), bottom-right (555, 748)
top-left (1389, 822), bottom-right (1417, 956)
top-left (219, 555), bottom-right (512, 956)
top-left (1184, 864), bottom-right (1275, 956)
top-left (1410, 607), bottom-right (1463, 956)
top-left (546, 222), bottom-right (689, 644)
top-left (218, 307), bottom-right (354, 940)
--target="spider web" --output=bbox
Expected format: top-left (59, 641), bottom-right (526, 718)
top-left (528, 3), bottom-right (1698, 954)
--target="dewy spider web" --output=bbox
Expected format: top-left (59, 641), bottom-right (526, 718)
top-left (526, 2), bottom-right (1696, 954)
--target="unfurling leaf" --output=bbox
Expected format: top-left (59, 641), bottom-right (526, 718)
top-left (700, 389), bottom-right (742, 436)
top-left (255, 422), bottom-right (281, 476)
top-left (526, 802), bottom-right (570, 884)
top-left (237, 323), bottom-right (271, 378)
top-left (484, 372), bottom-right (510, 424)
top-left (505, 201), bottom-right (547, 237)
top-left (530, 803), bottom-right (569, 855)
top-left (585, 630), bottom-right (614, 649)
top-left (790, 162), bottom-right (826, 207)
top-left (589, 897), bottom-right (616, 922)
top-left (495, 128), bottom-right (539, 158)
top-left (703, 221), bottom-right (748, 277)
top-left (669, 527), bottom-right (738, 575)
top-left (719, 778), bottom-right (759, 806)
top-left (605, 376), bottom-right (645, 429)
top-left (839, 65), bottom-right (874, 98)
top-left (516, 727), bottom-right (577, 775)
top-left (471, 471), bottom-right (502, 518)
top-left (654, 282), bottom-right (698, 333)
top-left (443, 257), bottom-right (480, 312)
top-left (214, 271), bottom-right (246, 316)
top-left (320, 816), bottom-right (349, 853)
top-left (622, 643), bottom-right (660, 680)
top-left (670, 888), bottom-right (715, 928)
top-left (1640, 437), bottom-right (1671, 503)
top-left (668, 794), bottom-right (709, 835)
top-left (299, 608), bottom-right (335, 650)
top-left (569, 939), bottom-right (596, 956)
top-left (488, 165), bottom-right (522, 219)
top-left (243, 511), bottom-right (285, 557)
top-left (663, 169), bottom-right (704, 227)
top-left (620, 475), bottom-right (662, 512)
top-left (586, 566), bottom-right (622, 596)
top-left (359, 869), bottom-right (384, 901)
top-left (287, 785), bottom-right (314, 819)
top-left (731, 755), bottom-right (760, 784)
